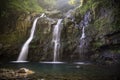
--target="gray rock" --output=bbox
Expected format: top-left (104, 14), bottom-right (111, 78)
top-left (0, 43), bottom-right (2, 49)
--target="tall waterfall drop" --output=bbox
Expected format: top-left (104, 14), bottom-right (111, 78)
top-left (17, 13), bottom-right (45, 62)
top-left (52, 19), bottom-right (63, 62)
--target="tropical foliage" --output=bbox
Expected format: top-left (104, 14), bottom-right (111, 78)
top-left (9, 0), bottom-right (43, 12)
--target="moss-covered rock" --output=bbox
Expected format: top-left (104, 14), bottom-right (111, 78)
top-left (0, 11), bottom-right (41, 61)
top-left (76, 0), bottom-right (120, 63)
top-left (59, 0), bottom-right (120, 62)
top-left (28, 18), bottom-right (58, 61)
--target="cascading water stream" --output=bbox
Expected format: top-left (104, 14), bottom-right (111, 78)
top-left (52, 19), bottom-right (63, 62)
top-left (17, 13), bottom-right (45, 62)
top-left (79, 11), bottom-right (91, 48)
top-left (80, 27), bottom-right (85, 39)
top-left (79, 26), bottom-right (86, 48)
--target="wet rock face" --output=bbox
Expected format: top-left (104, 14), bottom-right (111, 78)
top-left (0, 11), bottom-right (39, 62)
top-left (77, 11), bottom-right (92, 55)
top-left (28, 18), bottom-right (58, 61)
top-left (61, 10), bottom-right (93, 61)
top-left (88, 0), bottom-right (120, 63)
top-left (95, 31), bottom-right (120, 64)
top-left (60, 0), bottom-right (120, 62)
top-left (61, 23), bottom-right (79, 61)
top-left (99, 51), bottom-right (120, 64)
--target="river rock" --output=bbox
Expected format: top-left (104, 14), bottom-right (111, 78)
top-left (0, 68), bottom-right (35, 79)
top-left (17, 68), bottom-right (35, 74)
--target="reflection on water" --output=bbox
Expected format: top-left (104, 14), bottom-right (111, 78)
top-left (0, 62), bottom-right (120, 80)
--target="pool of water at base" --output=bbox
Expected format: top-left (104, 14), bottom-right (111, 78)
top-left (0, 62), bottom-right (120, 80)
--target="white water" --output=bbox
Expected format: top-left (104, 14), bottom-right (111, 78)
top-left (79, 26), bottom-right (86, 48)
top-left (74, 62), bottom-right (91, 65)
top-left (80, 27), bottom-right (85, 39)
top-left (52, 19), bottom-right (63, 62)
top-left (17, 13), bottom-right (45, 61)
top-left (40, 61), bottom-right (65, 64)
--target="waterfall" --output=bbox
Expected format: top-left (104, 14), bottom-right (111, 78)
top-left (52, 19), bottom-right (63, 62)
top-left (79, 11), bottom-right (91, 48)
top-left (17, 13), bottom-right (45, 62)
top-left (79, 26), bottom-right (86, 48)
top-left (80, 27), bottom-right (85, 39)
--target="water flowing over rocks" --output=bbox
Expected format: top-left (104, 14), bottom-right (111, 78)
top-left (17, 13), bottom-right (45, 62)
top-left (0, 0), bottom-right (120, 64)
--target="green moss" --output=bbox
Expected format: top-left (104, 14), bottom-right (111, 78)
top-left (77, 0), bottom-right (120, 35)
top-left (92, 41), bottom-right (103, 50)
top-left (94, 18), bottom-right (113, 33)
top-left (77, 0), bottom-right (115, 17)
top-left (77, 0), bottom-right (99, 16)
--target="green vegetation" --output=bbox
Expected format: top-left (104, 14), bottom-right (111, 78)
top-left (77, 0), bottom-right (94, 15)
top-left (0, 0), bottom-right (44, 18)
top-left (0, 0), bottom-right (44, 45)
top-left (76, 0), bottom-right (120, 31)
top-left (9, 0), bottom-right (43, 13)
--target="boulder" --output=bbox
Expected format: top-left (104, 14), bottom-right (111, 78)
top-left (17, 68), bottom-right (35, 74)
top-left (0, 68), bottom-right (35, 79)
